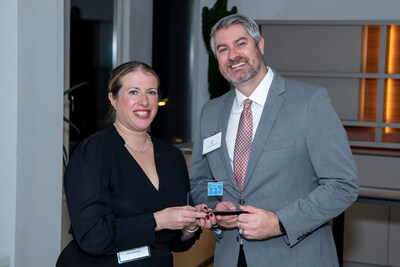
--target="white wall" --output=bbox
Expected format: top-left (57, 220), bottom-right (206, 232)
top-left (114, 0), bottom-right (153, 67)
top-left (0, 0), bottom-right (64, 266)
top-left (0, 1), bottom-right (18, 266)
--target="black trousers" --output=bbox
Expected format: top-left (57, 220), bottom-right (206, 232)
top-left (237, 245), bottom-right (248, 267)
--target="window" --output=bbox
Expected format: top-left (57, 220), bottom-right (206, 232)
top-left (261, 22), bottom-right (400, 153)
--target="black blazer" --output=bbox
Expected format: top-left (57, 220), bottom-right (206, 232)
top-left (57, 125), bottom-right (200, 267)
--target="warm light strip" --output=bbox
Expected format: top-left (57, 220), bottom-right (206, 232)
top-left (388, 26), bottom-right (396, 74)
top-left (359, 26), bottom-right (368, 121)
top-left (385, 25), bottom-right (396, 133)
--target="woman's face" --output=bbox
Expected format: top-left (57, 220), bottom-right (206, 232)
top-left (109, 70), bottom-right (159, 133)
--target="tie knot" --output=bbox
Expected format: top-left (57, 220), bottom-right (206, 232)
top-left (243, 99), bottom-right (252, 110)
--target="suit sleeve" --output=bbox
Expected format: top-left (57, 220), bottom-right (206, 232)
top-left (275, 87), bottom-right (359, 247)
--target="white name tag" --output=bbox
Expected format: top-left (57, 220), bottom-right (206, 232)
top-left (203, 132), bottom-right (222, 154)
top-left (117, 246), bottom-right (150, 264)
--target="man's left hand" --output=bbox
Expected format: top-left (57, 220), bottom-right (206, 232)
top-left (237, 205), bottom-right (282, 240)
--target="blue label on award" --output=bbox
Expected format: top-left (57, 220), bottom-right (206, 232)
top-left (208, 182), bottom-right (223, 196)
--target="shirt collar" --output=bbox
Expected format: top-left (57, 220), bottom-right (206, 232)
top-left (233, 66), bottom-right (274, 111)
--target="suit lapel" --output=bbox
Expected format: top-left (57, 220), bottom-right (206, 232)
top-left (217, 91), bottom-right (237, 188)
top-left (242, 72), bottom-right (286, 190)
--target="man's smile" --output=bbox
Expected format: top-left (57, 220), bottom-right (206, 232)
top-left (230, 61), bottom-right (246, 69)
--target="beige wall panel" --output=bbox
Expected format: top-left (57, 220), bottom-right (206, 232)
top-left (389, 206), bottom-right (400, 266)
top-left (343, 203), bottom-right (389, 265)
top-left (173, 228), bottom-right (216, 267)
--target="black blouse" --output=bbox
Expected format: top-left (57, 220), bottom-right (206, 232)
top-left (57, 125), bottom-right (200, 267)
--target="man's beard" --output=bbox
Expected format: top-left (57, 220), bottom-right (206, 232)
top-left (223, 50), bottom-right (263, 84)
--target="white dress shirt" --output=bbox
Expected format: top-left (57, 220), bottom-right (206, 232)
top-left (226, 66), bottom-right (274, 168)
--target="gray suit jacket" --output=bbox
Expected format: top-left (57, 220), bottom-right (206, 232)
top-left (189, 71), bottom-right (359, 267)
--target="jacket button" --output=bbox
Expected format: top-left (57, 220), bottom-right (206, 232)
top-left (236, 236), bottom-right (239, 242)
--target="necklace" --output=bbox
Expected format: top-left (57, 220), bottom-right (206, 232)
top-left (125, 133), bottom-right (152, 153)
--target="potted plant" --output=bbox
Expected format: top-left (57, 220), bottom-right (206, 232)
top-left (202, 0), bottom-right (237, 99)
top-left (63, 81), bottom-right (88, 167)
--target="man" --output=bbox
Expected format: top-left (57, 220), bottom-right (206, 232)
top-left (190, 14), bottom-right (359, 266)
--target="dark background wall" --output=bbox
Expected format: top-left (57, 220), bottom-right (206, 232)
top-left (151, 0), bottom-right (193, 144)
top-left (69, 0), bottom-right (114, 152)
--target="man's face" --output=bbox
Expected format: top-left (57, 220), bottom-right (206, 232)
top-left (214, 24), bottom-right (265, 85)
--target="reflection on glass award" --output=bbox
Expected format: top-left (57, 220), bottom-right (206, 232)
top-left (187, 179), bottom-right (216, 206)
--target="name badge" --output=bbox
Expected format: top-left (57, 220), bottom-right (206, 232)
top-left (203, 132), bottom-right (222, 155)
top-left (117, 246), bottom-right (150, 264)
top-left (208, 182), bottom-right (223, 196)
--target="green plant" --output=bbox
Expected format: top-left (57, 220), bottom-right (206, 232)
top-left (63, 81), bottom-right (88, 168)
top-left (202, 0), bottom-right (237, 99)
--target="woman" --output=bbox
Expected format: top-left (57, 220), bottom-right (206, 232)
top-left (57, 61), bottom-right (215, 266)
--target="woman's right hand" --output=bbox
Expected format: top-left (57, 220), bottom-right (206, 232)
top-left (195, 204), bottom-right (216, 229)
top-left (153, 206), bottom-right (207, 231)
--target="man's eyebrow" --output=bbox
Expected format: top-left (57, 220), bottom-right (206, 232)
top-left (216, 37), bottom-right (248, 51)
top-left (233, 37), bottom-right (247, 44)
top-left (216, 43), bottom-right (227, 51)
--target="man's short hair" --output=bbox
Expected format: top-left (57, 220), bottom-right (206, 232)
top-left (210, 14), bottom-right (261, 55)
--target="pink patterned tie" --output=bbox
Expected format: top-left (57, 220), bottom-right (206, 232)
top-left (233, 99), bottom-right (253, 191)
